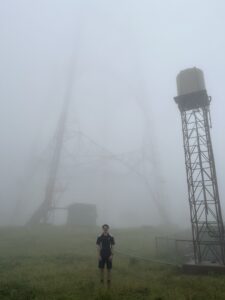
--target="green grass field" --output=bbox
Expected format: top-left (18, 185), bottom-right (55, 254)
top-left (0, 225), bottom-right (225, 300)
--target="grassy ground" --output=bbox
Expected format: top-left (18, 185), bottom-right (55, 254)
top-left (0, 225), bottom-right (224, 299)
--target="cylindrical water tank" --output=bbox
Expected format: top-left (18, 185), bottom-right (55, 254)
top-left (176, 67), bottom-right (206, 96)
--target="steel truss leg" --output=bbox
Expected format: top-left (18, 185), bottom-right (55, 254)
top-left (181, 107), bottom-right (225, 264)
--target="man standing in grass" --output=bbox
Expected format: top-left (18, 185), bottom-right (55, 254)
top-left (96, 224), bottom-right (115, 287)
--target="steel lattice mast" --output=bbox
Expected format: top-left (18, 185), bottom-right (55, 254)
top-left (174, 68), bottom-right (225, 264)
top-left (27, 72), bottom-right (73, 226)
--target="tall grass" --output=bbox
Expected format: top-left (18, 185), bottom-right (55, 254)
top-left (0, 225), bottom-right (224, 299)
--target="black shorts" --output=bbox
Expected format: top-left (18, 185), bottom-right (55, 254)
top-left (98, 256), bottom-right (112, 269)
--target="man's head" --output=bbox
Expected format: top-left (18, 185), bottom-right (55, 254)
top-left (102, 224), bottom-right (109, 234)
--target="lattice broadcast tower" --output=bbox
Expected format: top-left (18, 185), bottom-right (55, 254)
top-left (174, 67), bottom-right (225, 270)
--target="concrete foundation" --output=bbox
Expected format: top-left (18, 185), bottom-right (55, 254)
top-left (182, 263), bottom-right (225, 275)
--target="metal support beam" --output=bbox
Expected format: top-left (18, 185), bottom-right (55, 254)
top-left (180, 106), bottom-right (225, 264)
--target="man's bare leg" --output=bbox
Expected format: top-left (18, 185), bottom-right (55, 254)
top-left (100, 269), bottom-right (104, 283)
top-left (107, 269), bottom-right (111, 287)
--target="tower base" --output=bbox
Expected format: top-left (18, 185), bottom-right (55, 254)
top-left (182, 262), bottom-right (225, 274)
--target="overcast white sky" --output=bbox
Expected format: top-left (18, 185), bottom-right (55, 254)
top-left (0, 0), bottom-right (225, 227)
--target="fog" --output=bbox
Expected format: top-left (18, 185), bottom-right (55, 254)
top-left (1, 0), bottom-right (225, 228)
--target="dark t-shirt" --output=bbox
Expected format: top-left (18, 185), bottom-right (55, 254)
top-left (96, 233), bottom-right (115, 257)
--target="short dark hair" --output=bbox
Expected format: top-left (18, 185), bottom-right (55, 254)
top-left (102, 224), bottom-right (109, 229)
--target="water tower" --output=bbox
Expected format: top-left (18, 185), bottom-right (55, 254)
top-left (174, 67), bottom-right (225, 271)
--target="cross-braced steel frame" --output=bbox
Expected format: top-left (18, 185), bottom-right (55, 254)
top-left (181, 105), bottom-right (225, 264)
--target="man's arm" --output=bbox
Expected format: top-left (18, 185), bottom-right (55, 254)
top-left (111, 245), bottom-right (114, 255)
top-left (109, 236), bottom-right (115, 260)
top-left (96, 237), bottom-right (102, 260)
top-left (97, 245), bottom-right (101, 259)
